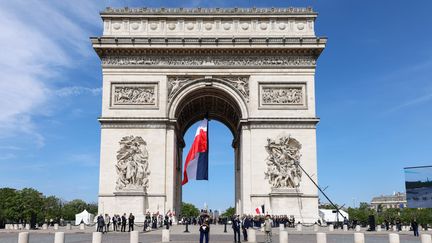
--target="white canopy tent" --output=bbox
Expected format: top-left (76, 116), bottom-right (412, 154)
top-left (75, 209), bottom-right (94, 225)
top-left (319, 209), bottom-right (349, 223)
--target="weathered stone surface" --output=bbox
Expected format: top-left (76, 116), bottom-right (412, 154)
top-left (93, 7), bottom-right (326, 223)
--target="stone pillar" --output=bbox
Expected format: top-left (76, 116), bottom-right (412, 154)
top-left (25, 224), bottom-right (30, 230)
top-left (376, 225), bottom-right (381, 232)
top-left (54, 223), bottom-right (59, 230)
top-left (92, 232), bottom-right (102, 243)
top-left (66, 223), bottom-right (71, 230)
top-left (42, 224), bottom-right (48, 230)
top-left (328, 224), bottom-right (334, 231)
top-left (343, 224), bottom-right (348, 231)
top-left (279, 230), bottom-right (288, 243)
top-left (313, 224), bottom-right (319, 231)
top-left (392, 225), bottom-right (397, 232)
top-left (355, 225), bottom-right (361, 232)
top-left (296, 223), bottom-right (302, 231)
top-left (389, 233), bottom-right (399, 243)
top-left (162, 229), bottom-right (170, 242)
top-left (316, 232), bottom-right (326, 243)
top-left (247, 229), bottom-right (256, 242)
top-left (13, 224), bottom-right (18, 230)
top-left (79, 223), bottom-right (85, 230)
top-left (18, 232), bottom-right (29, 243)
top-left (421, 234), bottom-right (432, 243)
top-left (354, 233), bottom-right (364, 243)
top-left (54, 232), bottom-right (65, 243)
top-left (279, 224), bottom-right (285, 231)
top-left (130, 230), bottom-right (139, 243)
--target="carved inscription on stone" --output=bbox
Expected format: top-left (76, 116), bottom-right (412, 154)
top-left (111, 83), bottom-right (157, 108)
top-left (115, 136), bottom-right (150, 191)
top-left (264, 135), bottom-right (302, 188)
top-left (102, 55), bottom-right (316, 67)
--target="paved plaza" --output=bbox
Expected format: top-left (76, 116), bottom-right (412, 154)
top-left (0, 225), bottom-right (427, 243)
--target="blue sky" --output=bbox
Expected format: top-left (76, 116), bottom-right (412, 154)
top-left (0, 0), bottom-right (431, 211)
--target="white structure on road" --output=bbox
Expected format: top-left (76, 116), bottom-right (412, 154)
top-left (92, 7), bottom-right (327, 223)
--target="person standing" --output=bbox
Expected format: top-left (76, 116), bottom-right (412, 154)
top-left (232, 215), bottom-right (241, 243)
top-left (104, 214), bottom-right (111, 233)
top-left (112, 215), bottom-right (117, 231)
top-left (199, 218), bottom-right (210, 243)
top-left (264, 215), bottom-right (272, 243)
top-left (242, 215), bottom-right (251, 242)
top-left (121, 213), bottom-right (127, 232)
top-left (164, 215), bottom-right (170, 230)
top-left (128, 213), bottom-right (135, 232)
top-left (411, 219), bottom-right (419, 237)
top-left (97, 214), bottom-right (105, 233)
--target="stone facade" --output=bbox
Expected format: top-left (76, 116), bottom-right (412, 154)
top-left (92, 7), bottom-right (326, 223)
top-left (370, 192), bottom-right (407, 211)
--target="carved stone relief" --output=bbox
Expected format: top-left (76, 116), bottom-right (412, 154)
top-left (167, 76), bottom-right (249, 103)
top-left (259, 83), bottom-right (306, 108)
top-left (102, 55), bottom-right (316, 67)
top-left (115, 136), bottom-right (151, 191)
top-left (262, 87), bottom-right (302, 104)
top-left (264, 135), bottom-right (302, 188)
top-left (111, 83), bottom-right (157, 108)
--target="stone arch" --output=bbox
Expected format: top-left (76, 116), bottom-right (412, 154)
top-left (168, 78), bottom-right (249, 137)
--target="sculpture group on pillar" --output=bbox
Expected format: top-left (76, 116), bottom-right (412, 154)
top-left (264, 135), bottom-right (302, 188)
top-left (115, 136), bottom-right (150, 191)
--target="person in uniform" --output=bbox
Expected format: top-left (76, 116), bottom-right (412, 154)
top-left (199, 217), bottom-right (210, 243)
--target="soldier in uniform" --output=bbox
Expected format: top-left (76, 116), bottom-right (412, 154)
top-left (199, 217), bottom-right (210, 243)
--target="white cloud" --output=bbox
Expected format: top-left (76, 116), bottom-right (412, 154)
top-left (55, 86), bottom-right (102, 97)
top-left (0, 1), bottom-right (101, 147)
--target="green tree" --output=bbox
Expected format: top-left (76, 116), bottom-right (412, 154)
top-left (180, 202), bottom-right (200, 218)
top-left (222, 207), bottom-right (236, 217)
top-left (44, 196), bottom-right (63, 221)
top-left (62, 199), bottom-right (88, 220)
top-left (17, 188), bottom-right (45, 223)
top-left (347, 202), bottom-right (375, 226)
top-left (0, 188), bottom-right (18, 225)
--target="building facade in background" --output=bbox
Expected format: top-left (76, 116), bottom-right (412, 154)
top-left (370, 192), bottom-right (407, 211)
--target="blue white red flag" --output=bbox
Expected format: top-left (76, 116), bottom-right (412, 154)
top-left (182, 119), bottom-right (209, 185)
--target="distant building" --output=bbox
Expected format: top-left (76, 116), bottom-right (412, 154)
top-left (370, 192), bottom-right (407, 211)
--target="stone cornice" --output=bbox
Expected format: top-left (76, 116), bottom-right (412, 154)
top-left (101, 7), bottom-right (316, 17)
top-left (92, 46), bottom-right (325, 68)
top-left (91, 37), bottom-right (326, 49)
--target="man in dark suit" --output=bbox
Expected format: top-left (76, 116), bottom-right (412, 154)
top-left (121, 213), bottom-right (127, 232)
top-left (232, 215), bottom-right (241, 243)
top-left (242, 216), bottom-right (252, 242)
top-left (128, 213), bottom-right (135, 232)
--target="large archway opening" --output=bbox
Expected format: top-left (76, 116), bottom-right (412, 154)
top-left (170, 80), bottom-right (247, 217)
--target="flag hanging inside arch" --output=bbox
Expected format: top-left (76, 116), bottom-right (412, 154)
top-left (182, 118), bottom-right (209, 185)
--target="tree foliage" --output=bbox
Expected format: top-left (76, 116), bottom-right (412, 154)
top-left (180, 202), bottom-right (200, 218)
top-left (222, 206), bottom-right (236, 217)
top-left (347, 202), bottom-right (432, 226)
top-left (0, 187), bottom-right (98, 226)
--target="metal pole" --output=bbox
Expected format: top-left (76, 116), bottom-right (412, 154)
top-left (295, 161), bottom-right (346, 221)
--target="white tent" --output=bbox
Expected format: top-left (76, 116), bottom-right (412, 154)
top-left (75, 209), bottom-right (94, 225)
top-left (319, 209), bottom-right (349, 223)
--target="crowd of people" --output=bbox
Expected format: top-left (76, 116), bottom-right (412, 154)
top-left (95, 212), bottom-right (173, 233)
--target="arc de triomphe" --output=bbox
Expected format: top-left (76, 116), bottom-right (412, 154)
top-left (92, 7), bottom-right (326, 223)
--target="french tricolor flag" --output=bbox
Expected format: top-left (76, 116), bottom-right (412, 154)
top-left (182, 119), bottom-right (209, 185)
